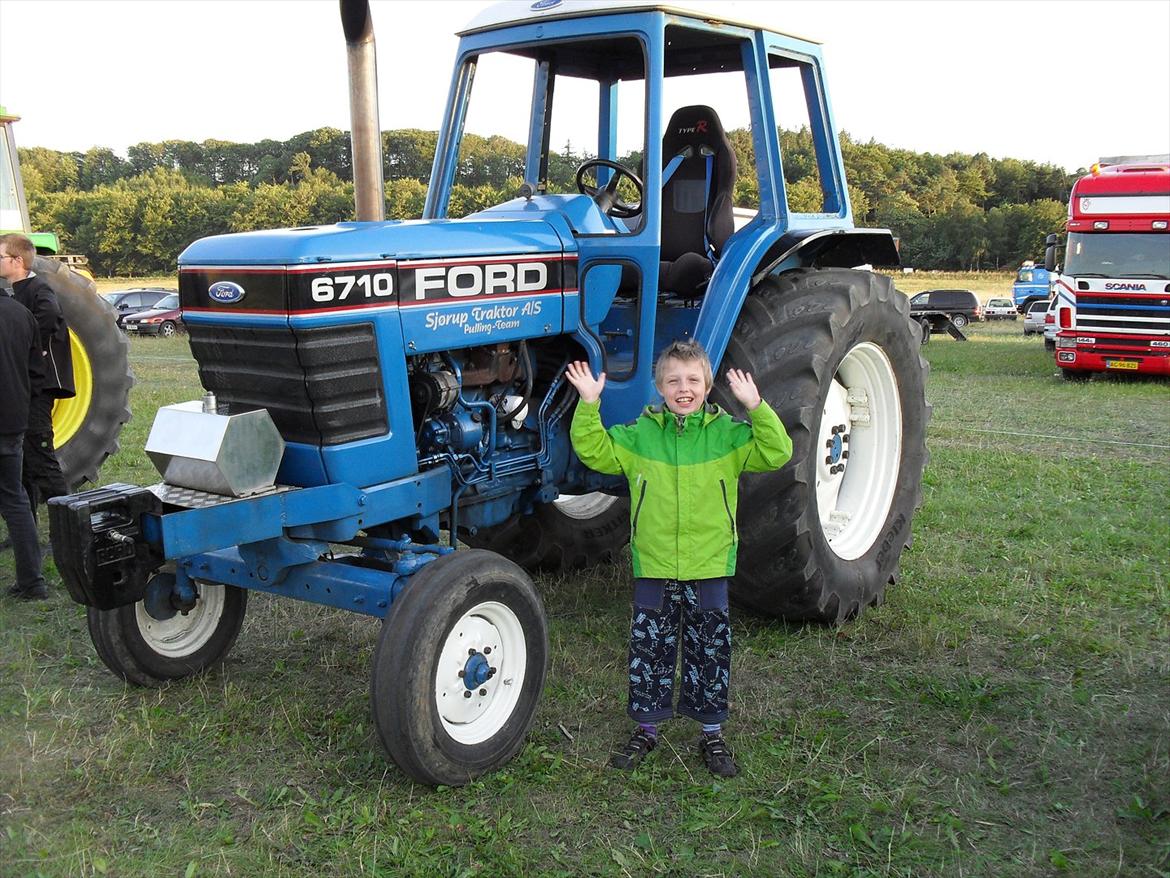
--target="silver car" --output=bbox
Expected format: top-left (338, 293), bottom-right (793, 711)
top-left (1023, 299), bottom-right (1049, 335)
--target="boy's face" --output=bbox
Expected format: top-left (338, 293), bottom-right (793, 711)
top-left (657, 356), bottom-right (710, 416)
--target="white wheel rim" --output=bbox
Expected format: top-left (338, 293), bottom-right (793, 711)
top-left (435, 600), bottom-right (527, 745)
top-left (553, 491), bottom-right (619, 520)
top-left (134, 583), bottom-right (226, 658)
top-left (814, 342), bottom-right (902, 561)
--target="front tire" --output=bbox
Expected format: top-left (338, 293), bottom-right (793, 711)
top-left (35, 257), bottom-right (134, 488)
top-left (158, 320), bottom-right (178, 338)
top-left (371, 550), bottom-right (549, 786)
top-left (87, 581), bottom-right (248, 687)
top-left (718, 268), bottom-right (929, 622)
top-left (464, 492), bottom-right (629, 572)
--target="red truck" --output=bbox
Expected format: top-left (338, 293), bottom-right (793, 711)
top-left (1045, 157), bottom-right (1170, 380)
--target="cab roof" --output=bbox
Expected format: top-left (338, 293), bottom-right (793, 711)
top-left (459, 0), bottom-right (818, 44)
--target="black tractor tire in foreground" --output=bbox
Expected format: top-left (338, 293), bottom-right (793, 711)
top-left (716, 268), bottom-right (929, 623)
top-left (464, 492), bottom-right (630, 572)
top-left (371, 549), bottom-right (548, 786)
top-left (34, 256), bottom-right (133, 488)
top-left (87, 582), bottom-right (248, 687)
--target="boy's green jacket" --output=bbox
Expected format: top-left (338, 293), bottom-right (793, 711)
top-left (570, 398), bottom-right (792, 579)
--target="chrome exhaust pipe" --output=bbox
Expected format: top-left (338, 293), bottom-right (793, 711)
top-left (340, 0), bottom-right (385, 221)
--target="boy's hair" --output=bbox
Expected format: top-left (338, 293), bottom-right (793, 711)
top-left (0, 233), bottom-right (35, 267)
top-left (654, 339), bottom-right (713, 390)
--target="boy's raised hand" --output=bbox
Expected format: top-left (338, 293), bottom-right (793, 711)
top-left (726, 368), bottom-right (762, 410)
top-left (566, 360), bottom-right (606, 403)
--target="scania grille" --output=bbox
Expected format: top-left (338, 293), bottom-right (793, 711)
top-left (1075, 294), bottom-right (1170, 334)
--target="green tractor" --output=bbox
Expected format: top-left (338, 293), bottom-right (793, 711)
top-left (1, 106), bottom-right (132, 487)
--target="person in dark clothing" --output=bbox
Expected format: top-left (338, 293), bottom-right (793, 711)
top-left (0, 259), bottom-right (49, 600)
top-left (0, 234), bottom-right (74, 514)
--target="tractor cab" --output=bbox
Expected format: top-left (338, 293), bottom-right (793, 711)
top-left (430, 1), bottom-right (896, 423)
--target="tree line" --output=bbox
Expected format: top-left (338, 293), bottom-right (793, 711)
top-left (20, 127), bottom-right (1072, 276)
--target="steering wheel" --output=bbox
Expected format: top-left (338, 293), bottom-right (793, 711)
top-left (575, 159), bottom-right (644, 218)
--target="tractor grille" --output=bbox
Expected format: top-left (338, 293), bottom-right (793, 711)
top-left (187, 323), bottom-right (386, 446)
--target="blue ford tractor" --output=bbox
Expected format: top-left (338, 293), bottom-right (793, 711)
top-left (50, 0), bottom-right (928, 786)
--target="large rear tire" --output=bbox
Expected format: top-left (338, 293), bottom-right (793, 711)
top-left (34, 257), bottom-right (134, 488)
top-left (717, 268), bottom-right (929, 623)
top-left (371, 550), bottom-right (548, 786)
top-left (464, 492), bottom-right (630, 572)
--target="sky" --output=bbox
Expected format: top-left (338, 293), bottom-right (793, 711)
top-left (1, 0), bottom-right (1168, 174)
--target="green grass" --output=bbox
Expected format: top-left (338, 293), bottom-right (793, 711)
top-left (2, 314), bottom-right (1168, 877)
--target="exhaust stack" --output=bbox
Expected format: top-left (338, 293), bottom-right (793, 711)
top-left (340, 0), bottom-right (385, 221)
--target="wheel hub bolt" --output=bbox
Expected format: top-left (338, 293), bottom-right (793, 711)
top-left (825, 455), bottom-right (833, 465)
top-left (479, 688), bottom-right (487, 696)
top-left (458, 669), bottom-right (465, 677)
top-left (468, 648), bottom-right (476, 656)
top-left (483, 647), bottom-right (492, 655)
top-left (464, 691), bottom-right (472, 699)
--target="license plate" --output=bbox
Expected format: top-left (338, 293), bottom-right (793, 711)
top-left (1105, 359), bottom-right (1139, 370)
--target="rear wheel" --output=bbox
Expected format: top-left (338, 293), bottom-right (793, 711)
top-left (464, 492), bottom-right (629, 572)
top-left (717, 268), bottom-right (929, 622)
top-left (950, 313), bottom-right (969, 329)
top-left (35, 257), bottom-right (134, 488)
top-left (87, 580), bottom-right (248, 687)
top-left (371, 550), bottom-right (548, 786)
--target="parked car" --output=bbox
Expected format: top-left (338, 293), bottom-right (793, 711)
top-left (101, 288), bottom-right (175, 328)
top-left (984, 297), bottom-right (1017, 320)
top-left (122, 293), bottom-right (183, 337)
top-left (908, 289), bottom-right (981, 330)
top-left (1023, 299), bottom-right (1049, 335)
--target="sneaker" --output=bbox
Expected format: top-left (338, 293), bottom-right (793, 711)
top-left (609, 727), bottom-right (657, 770)
top-left (698, 732), bottom-right (738, 778)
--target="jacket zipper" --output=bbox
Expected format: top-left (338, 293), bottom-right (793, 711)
top-left (719, 478), bottom-right (736, 539)
top-left (632, 479), bottom-right (648, 536)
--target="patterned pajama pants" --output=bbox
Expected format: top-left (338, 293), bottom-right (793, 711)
top-left (626, 577), bottom-right (731, 724)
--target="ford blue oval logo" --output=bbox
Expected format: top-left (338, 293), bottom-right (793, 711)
top-left (530, 0), bottom-right (562, 10)
top-left (208, 281), bottom-right (245, 304)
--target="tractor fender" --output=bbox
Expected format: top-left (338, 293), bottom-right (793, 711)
top-left (694, 225), bottom-right (899, 368)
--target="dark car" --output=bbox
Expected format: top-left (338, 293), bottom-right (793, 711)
top-left (122, 293), bottom-right (183, 337)
top-left (101, 287), bottom-right (175, 328)
top-left (908, 289), bottom-right (981, 330)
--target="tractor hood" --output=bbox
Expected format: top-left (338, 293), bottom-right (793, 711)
top-left (177, 214), bottom-right (578, 324)
top-left (178, 215), bottom-right (571, 270)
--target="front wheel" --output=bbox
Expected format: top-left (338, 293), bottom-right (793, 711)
top-left (718, 268), bottom-right (929, 622)
top-left (158, 321), bottom-right (178, 338)
top-left (371, 550), bottom-right (549, 786)
top-left (87, 580), bottom-right (248, 686)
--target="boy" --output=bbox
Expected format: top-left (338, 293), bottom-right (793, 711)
top-left (566, 340), bottom-right (791, 778)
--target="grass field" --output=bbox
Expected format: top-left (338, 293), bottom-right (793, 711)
top-left (2, 297), bottom-right (1168, 877)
